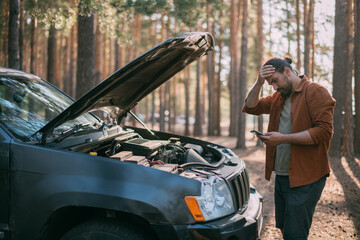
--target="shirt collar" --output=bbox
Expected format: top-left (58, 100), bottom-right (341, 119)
top-left (294, 75), bottom-right (308, 93)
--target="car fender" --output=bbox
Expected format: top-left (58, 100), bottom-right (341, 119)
top-left (9, 141), bottom-right (200, 239)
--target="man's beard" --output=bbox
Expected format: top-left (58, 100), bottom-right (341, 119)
top-left (278, 76), bottom-right (293, 98)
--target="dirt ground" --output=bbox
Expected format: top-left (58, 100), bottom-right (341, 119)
top-left (199, 134), bottom-right (360, 240)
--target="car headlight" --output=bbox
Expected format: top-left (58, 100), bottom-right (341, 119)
top-left (185, 176), bottom-right (235, 222)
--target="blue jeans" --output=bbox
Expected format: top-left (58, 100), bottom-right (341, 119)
top-left (275, 175), bottom-right (327, 240)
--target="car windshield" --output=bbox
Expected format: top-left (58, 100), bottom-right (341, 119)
top-left (0, 74), bottom-right (99, 142)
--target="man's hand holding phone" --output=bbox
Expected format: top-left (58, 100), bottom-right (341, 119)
top-left (250, 130), bottom-right (263, 136)
top-left (251, 130), bottom-right (288, 146)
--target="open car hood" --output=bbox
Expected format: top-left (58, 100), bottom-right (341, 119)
top-left (39, 32), bottom-right (214, 136)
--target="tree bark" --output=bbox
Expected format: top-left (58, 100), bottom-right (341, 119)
top-left (47, 23), bottom-right (56, 86)
top-left (216, 2), bottom-right (224, 136)
top-left (172, 75), bottom-right (177, 129)
top-left (342, 0), bottom-right (354, 158)
top-left (76, 9), bottom-right (95, 99)
top-left (166, 80), bottom-right (171, 132)
top-left (229, 0), bottom-right (239, 136)
top-left (0, 4), bottom-right (9, 66)
top-left (257, 0), bottom-right (264, 147)
top-left (159, 13), bottom-right (166, 131)
top-left (236, 0), bottom-right (248, 149)
top-left (207, 3), bottom-right (215, 136)
top-left (194, 59), bottom-right (203, 136)
top-left (285, 0), bottom-right (291, 55)
top-left (309, 0), bottom-right (315, 80)
top-left (95, 15), bottom-right (103, 85)
top-left (55, 33), bottom-right (62, 90)
top-left (63, 32), bottom-right (72, 95)
top-left (354, 0), bottom-right (360, 155)
top-left (18, 0), bottom-right (23, 70)
top-left (296, 0), bottom-right (301, 72)
top-left (184, 66), bottom-right (191, 136)
top-left (8, 0), bottom-right (19, 69)
top-left (304, 0), bottom-right (310, 77)
top-left (201, 59), bottom-right (206, 125)
top-left (69, 25), bottom-right (76, 98)
top-left (206, 52), bottom-right (215, 135)
top-left (30, 15), bottom-right (36, 74)
top-left (330, 0), bottom-right (347, 157)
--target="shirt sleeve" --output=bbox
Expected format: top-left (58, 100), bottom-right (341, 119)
top-left (306, 84), bottom-right (336, 144)
top-left (242, 95), bottom-right (273, 115)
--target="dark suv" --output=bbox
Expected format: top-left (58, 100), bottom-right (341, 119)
top-left (0, 32), bottom-right (262, 240)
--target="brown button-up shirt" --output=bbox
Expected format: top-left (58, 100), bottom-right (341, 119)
top-left (242, 76), bottom-right (336, 187)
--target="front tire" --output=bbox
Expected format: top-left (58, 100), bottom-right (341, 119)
top-left (61, 219), bottom-right (147, 240)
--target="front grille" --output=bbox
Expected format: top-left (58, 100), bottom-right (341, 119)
top-left (229, 168), bottom-right (250, 211)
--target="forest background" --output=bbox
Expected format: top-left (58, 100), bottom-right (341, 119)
top-left (1, 0), bottom-right (360, 160)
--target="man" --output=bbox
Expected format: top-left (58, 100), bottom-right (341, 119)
top-left (242, 57), bottom-right (336, 240)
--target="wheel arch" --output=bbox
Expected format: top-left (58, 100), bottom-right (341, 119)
top-left (40, 206), bottom-right (158, 240)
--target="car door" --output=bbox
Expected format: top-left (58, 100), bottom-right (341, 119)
top-left (0, 128), bottom-right (10, 239)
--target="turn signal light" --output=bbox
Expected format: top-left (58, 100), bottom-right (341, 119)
top-left (184, 196), bottom-right (205, 222)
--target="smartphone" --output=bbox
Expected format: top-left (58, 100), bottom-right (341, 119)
top-left (250, 130), bottom-right (263, 135)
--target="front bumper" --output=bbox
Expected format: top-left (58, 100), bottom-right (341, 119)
top-left (152, 188), bottom-right (263, 240)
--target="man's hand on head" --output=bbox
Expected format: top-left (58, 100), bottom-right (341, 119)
top-left (258, 65), bottom-right (275, 85)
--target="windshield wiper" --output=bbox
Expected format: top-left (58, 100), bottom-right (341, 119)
top-left (53, 123), bottom-right (95, 143)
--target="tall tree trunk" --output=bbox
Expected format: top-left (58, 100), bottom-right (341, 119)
top-left (236, 0), bottom-right (248, 149)
top-left (309, 0), bottom-right (315, 80)
top-left (172, 75), bottom-right (177, 129)
top-left (194, 59), bottom-right (203, 136)
top-left (184, 66), bottom-right (191, 136)
top-left (229, 0), bottom-right (239, 136)
top-left (342, 0), bottom-right (354, 158)
top-left (0, 3), bottom-right (9, 66)
top-left (150, 20), bottom-right (157, 129)
top-left (145, 20), bottom-right (154, 124)
top-left (30, 15), bottom-right (36, 74)
top-left (108, 37), bottom-right (113, 75)
top-left (151, 91), bottom-right (156, 128)
top-left (95, 15), bottom-right (103, 85)
top-left (115, 39), bottom-right (121, 70)
top-left (207, 51), bottom-right (215, 135)
top-left (39, 29), bottom-right (46, 78)
top-left (207, 4), bottom-right (215, 136)
top-left (286, 0), bottom-right (291, 55)
top-left (18, 0), bottom-right (23, 70)
top-left (102, 32), bottom-right (107, 80)
top-left (354, 0), bottom-right (360, 155)
top-left (165, 82), bottom-right (171, 131)
top-left (76, 8), bottom-right (95, 99)
top-left (296, 0), bottom-right (301, 72)
top-left (215, 1), bottom-right (224, 136)
top-left (47, 23), bottom-right (56, 85)
top-left (159, 13), bottom-right (166, 131)
top-left (55, 33), bottom-right (62, 90)
top-left (8, 0), bottom-right (19, 69)
top-left (63, 32), bottom-right (72, 95)
top-left (304, 0), bottom-right (310, 77)
top-left (330, 0), bottom-right (347, 157)
top-left (257, 0), bottom-right (264, 147)
top-left (37, 28), bottom-right (43, 77)
top-left (69, 25), bottom-right (76, 98)
top-left (201, 59), bottom-right (206, 125)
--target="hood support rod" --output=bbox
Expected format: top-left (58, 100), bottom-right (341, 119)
top-left (129, 110), bottom-right (158, 139)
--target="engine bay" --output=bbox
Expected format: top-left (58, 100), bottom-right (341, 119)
top-left (76, 127), bottom-right (229, 175)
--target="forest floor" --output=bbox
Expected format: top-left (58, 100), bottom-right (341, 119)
top-left (197, 133), bottom-right (360, 240)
